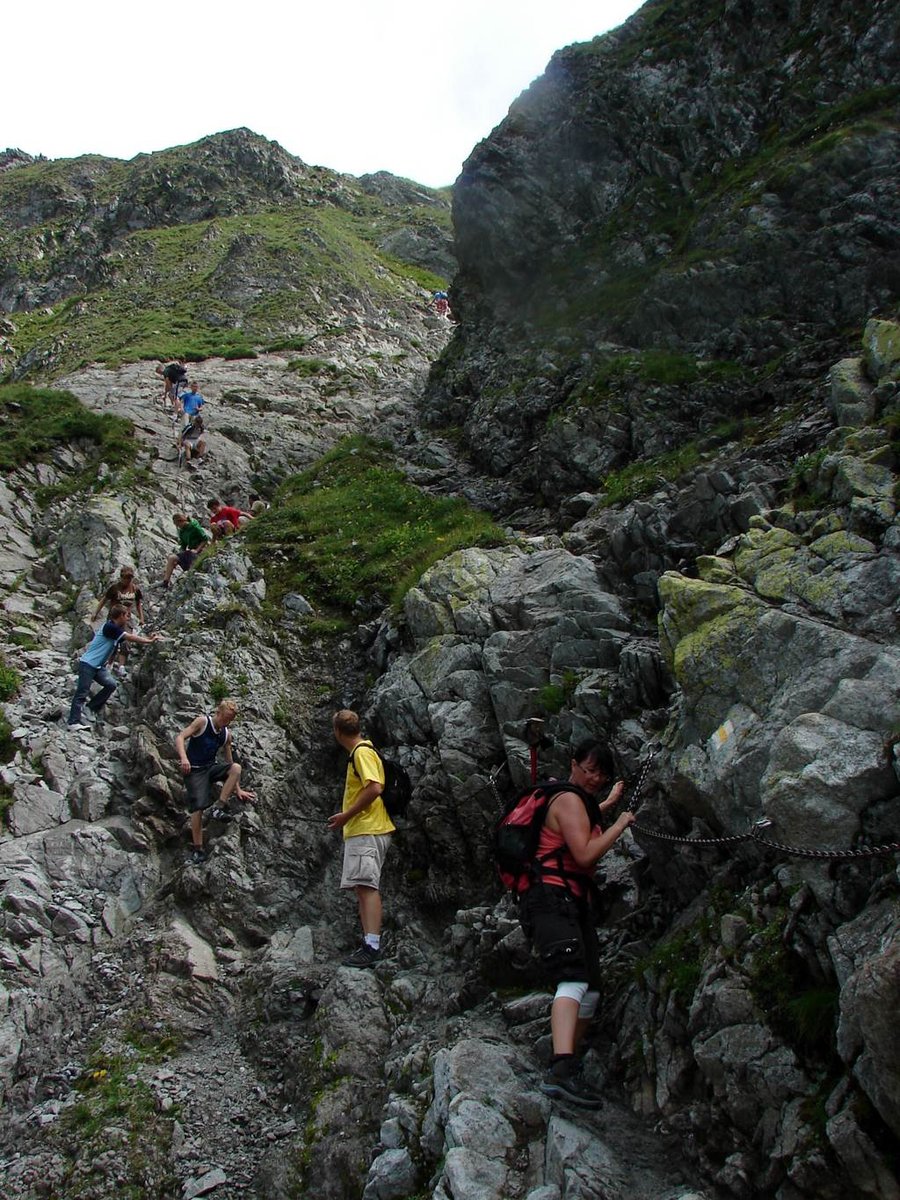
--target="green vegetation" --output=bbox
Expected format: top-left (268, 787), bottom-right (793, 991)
top-left (209, 674), bottom-right (230, 704)
top-left (635, 925), bottom-right (707, 1000)
top-left (0, 654), bottom-right (21, 702)
top-left (122, 1015), bottom-right (184, 1063)
top-left (288, 1038), bottom-right (349, 1196)
top-left (245, 435), bottom-right (507, 615)
top-left (599, 442), bottom-right (703, 507)
top-left (66, 1054), bottom-right (159, 1138)
top-left (573, 351), bottom-right (744, 405)
top-left (0, 383), bottom-right (136, 473)
top-left (746, 910), bottom-right (840, 1055)
top-left (538, 669), bottom-right (580, 715)
top-left (9, 630), bottom-right (41, 650)
top-left (265, 335), bottom-right (310, 353)
top-left (58, 1041), bottom-right (179, 1198)
top-left (790, 447), bottom-right (831, 509)
top-left (287, 357), bottom-right (339, 377)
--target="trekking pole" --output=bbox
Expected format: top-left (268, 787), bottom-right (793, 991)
top-left (525, 718), bottom-right (545, 785)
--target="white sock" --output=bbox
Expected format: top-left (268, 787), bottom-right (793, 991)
top-left (365, 934), bottom-right (380, 951)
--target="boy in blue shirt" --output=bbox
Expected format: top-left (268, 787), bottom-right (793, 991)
top-left (179, 384), bottom-right (205, 419)
top-left (67, 603), bottom-right (162, 729)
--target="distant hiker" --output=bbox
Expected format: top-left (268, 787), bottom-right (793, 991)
top-left (432, 290), bottom-right (450, 318)
top-left (67, 603), bottom-right (161, 729)
top-left (513, 739), bottom-right (634, 1108)
top-left (329, 709), bottom-right (395, 968)
top-left (175, 698), bottom-right (256, 865)
top-left (207, 497), bottom-right (252, 539)
top-left (179, 413), bottom-right (207, 465)
top-left (91, 565), bottom-right (145, 678)
top-left (157, 513), bottom-right (212, 589)
top-left (179, 383), bottom-right (205, 421)
top-left (158, 360), bottom-right (188, 409)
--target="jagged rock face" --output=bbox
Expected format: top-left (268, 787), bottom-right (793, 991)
top-left (426, 0), bottom-right (900, 501)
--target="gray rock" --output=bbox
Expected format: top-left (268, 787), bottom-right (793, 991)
top-left (362, 1148), bottom-right (419, 1200)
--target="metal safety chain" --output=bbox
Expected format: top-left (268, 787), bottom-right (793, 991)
top-left (631, 817), bottom-right (900, 860)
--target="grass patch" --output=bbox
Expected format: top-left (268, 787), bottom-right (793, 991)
top-left (538, 669), bottom-right (580, 715)
top-left (9, 631), bottom-right (41, 650)
top-left (122, 1015), bottom-right (184, 1063)
top-left (0, 655), bottom-right (22, 701)
top-left (635, 927), bottom-right (706, 1000)
top-left (0, 383), bottom-right (136, 473)
top-left (286, 357), bottom-right (340, 377)
top-left (747, 911), bottom-right (840, 1056)
top-left (566, 351), bottom-right (746, 411)
top-left (245, 434), bottom-right (507, 615)
top-left (264, 335), bottom-right (310, 353)
top-left (0, 707), bottom-right (16, 765)
top-left (59, 1048), bottom-right (178, 1198)
top-left (598, 442), bottom-right (702, 507)
top-left (790, 447), bottom-right (831, 510)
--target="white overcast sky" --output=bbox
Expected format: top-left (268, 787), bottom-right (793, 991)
top-left (4, 0), bottom-right (643, 187)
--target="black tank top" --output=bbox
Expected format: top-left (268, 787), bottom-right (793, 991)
top-left (187, 715), bottom-right (229, 768)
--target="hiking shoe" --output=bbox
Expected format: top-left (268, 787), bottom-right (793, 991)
top-left (67, 722), bottom-right (93, 731)
top-left (189, 847), bottom-right (209, 865)
top-left (540, 1060), bottom-right (603, 1109)
top-left (208, 807), bottom-right (234, 823)
top-left (114, 665), bottom-right (128, 679)
top-left (342, 943), bottom-right (380, 969)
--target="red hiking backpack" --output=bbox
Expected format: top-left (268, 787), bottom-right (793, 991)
top-left (493, 780), bottom-right (596, 894)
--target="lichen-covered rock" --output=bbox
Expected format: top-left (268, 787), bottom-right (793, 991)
top-left (863, 317), bottom-right (900, 384)
top-left (829, 358), bottom-right (876, 428)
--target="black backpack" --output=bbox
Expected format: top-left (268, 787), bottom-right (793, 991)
top-left (493, 779), bottom-right (596, 894)
top-left (350, 740), bottom-right (412, 819)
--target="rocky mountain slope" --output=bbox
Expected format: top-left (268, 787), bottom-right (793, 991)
top-left (0, 128), bottom-right (453, 379)
top-left (0, 2), bottom-right (899, 1199)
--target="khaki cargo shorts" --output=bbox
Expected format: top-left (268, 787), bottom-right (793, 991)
top-left (341, 833), bottom-right (392, 890)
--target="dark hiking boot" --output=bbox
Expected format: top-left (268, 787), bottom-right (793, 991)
top-left (189, 847), bottom-right (209, 865)
top-left (342, 943), bottom-right (380, 969)
top-left (208, 807), bottom-right (234, 823)
top-left (540, 1057), bottom-right (603, 1109)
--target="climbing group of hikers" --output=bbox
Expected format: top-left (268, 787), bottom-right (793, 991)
top-left (66, 359), bottom-right (266, 724)
top-left (155, 360), bottom-right (209, 467)
top-left (67, 633), bottom-right (635, 1112)
top-left (67, 595), bottom-right (632, 1109)
top-left (63, 354), bottom-right (634, 1113)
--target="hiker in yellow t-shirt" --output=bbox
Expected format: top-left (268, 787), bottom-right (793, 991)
top-left (328, 709), bottom-right (395, 967)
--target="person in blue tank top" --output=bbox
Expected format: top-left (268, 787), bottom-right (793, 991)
top-left (67, 603), bottom-right (162, 729)
top-left (175, 698), bottom-right (256, 865)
